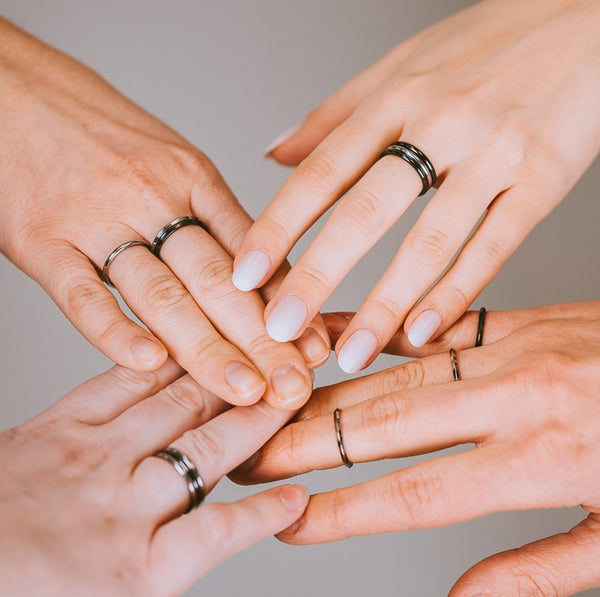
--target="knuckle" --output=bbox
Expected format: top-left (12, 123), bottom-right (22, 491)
top-left (386, 468), bottom-right (442, 526)
top-left (442, 280), bottom-right (471, 315)
top-left (295, 152), bottom-right (339, 194)
top-left (362, 392), bottom-right (409, 444)
top-left (341, 189), bottom-right (386, 238)
top-left (370, 295), bottom-right (405, 327)
top-left (477, 236), bottom-right (509, 272)
top-left (190, 257), bottom-right (234, 293)
top-left (326, 488), bottom-right (352, 538)
top-left (160, 377), bottom-right (207, 419)
top-left (295, 262), bottom-right (332, 296)
top-left (180, 425), bottom-right (225, 465)
top-left (391, 360), bottom-right (426, 390)
top-left (280, 422), bottom-right (307, 467)
top-left (64, 278), bottom-right (108, 320)
top-left (512, 556), bottom-right (560, 597)
top-left (142, 274), bottom-right (189, 312)
top-left (244, 333), bottom-right (277, 357)
top-left (407, 225), bottom-right (453, 265)
top-left (191, 333), bottom-right (227, 362)
top-left (110, 365), bottom-right (162, 394)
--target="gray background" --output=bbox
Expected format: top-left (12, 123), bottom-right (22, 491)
top-left (0, 1), bottom-right (598, 595)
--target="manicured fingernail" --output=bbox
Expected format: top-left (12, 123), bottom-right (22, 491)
top-left (407, 310), bottom-right (442, 347)
top-left (232, 249), bottom-right (271, 291)
top-left (295, 327), bottom-right (330, 368)
top-left (225, 361), bottom-right (266, 402)
top-left (337, 329), bottom-right (378, 374)
top-left (130, 336), bottom-right (166, 367)
top-left (279, 485), bottom-right (309, 511)
top-left (266, 296), bottom-right (307, 342)
top-left (264, 124), bottom-right (300, 156)
top-left (271, 363), bottom-right (310, 406)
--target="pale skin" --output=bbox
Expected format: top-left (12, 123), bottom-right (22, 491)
top-left (233, 0), bottom-right (600, 374)
top-left (0, 359), bottom-right (308, 596)
top-left (0, 18), bottom-right (329, 411)
top-left (230, 302), bottom-right (600, 596)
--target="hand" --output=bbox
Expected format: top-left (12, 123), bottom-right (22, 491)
top-left (233, 302), bottom-right (600, 596)
top-left (0, 18), bottom-right (328, 410)
top-left (233, 0), bottom-right (600, 373)
top-left (0, 359), bottom-right (307, 596)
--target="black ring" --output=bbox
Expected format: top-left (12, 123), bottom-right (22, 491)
top-left (102, 240), bottom-right (152, 287)
top-left (154, 447), bottom-right (206, 513)
top-left (449, 348), bottom-right (461, 382)
top-left (334, 408), bottom-right (353, 468)
top-left (379, 141), bottom-right (437, 196)
top-left (475, 307), bottom-right (487, 348)
top-left (151, 216), bottom-right (209, 258)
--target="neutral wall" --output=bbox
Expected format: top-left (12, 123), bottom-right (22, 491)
top-left (0, 1), bottom-right (598, 595)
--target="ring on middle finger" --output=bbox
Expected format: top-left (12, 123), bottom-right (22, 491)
top-left (151, 216), bottom-right (209, 259)
top-left (379, 141), bottom-right (437, 196)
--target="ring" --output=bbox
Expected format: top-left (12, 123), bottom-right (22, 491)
top-left (333, 408), bottom-right (353, 468)
top-left (153, 447), bottom-right (206, 513)
top-left (151, 216), bottom-right (209, 258)
top-left (102, 240), bottom-right (152, 287)
top-left (475, 307), bottom-right (487, 347)
top-left (379, 141), bottom-right (437, 196)
top-left (449, 348), bottom-right (461, 382)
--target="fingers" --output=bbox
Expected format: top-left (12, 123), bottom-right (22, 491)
top-left (132, 399), bottom-right (293, 519)
top-left (150, 485), bottom-right (308, 594)
top-left (35, 243), bottom-right (167, 370)
top-left (232, 95), bottom-right (401, 296)
top-left (450, 513), bottom-right (600, 597)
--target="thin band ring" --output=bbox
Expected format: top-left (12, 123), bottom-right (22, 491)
top-left (102, 240), bottom-right (152, 287)
top-left (379, 141), bottom-right (437, 196)
top-left (151, 216), bottom-right (209, 259)
top-left (449, 348), bottom-right (461, 382)
top-left (153, 447), bottom-right (206, 513)
top-left (475, 307), bottom-right (487, 347)
top-left (333, 408), bottom-right (353, 468)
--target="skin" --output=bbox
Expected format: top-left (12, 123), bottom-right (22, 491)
top-left (0, 17), bottom-right (330, 411)
top-left (0, 359), bottom-right (308, 596)
top-left (232, 302), bottom-right (600, 596)
top-left (234, 0), bottom-right (600, 373)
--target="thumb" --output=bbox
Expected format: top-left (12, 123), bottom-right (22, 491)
top-left (449, 512), bottom-right (600, 597)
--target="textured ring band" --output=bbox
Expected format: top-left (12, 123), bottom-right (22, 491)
top-left (333, 408), bottom-right (353, 468)
top-left (154, 447), bottom-right (206, 513)
top-left (475, 307), bottom-right (487, 348)
top-left (449, 348), bottom-right (461, 382)
top-left (102, 240), bottom-right (152, 287)
top-left (379, 141), bottom-right (437, 196)
top-left (151, 216), bottom-right (209, 258)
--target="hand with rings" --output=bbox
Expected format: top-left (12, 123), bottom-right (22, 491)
top-left (233, 0), bottom-right (600, 372)
top-left (0, 18), bottom-right (327, 411)
top-left (0, 359), bottom-right (308, 596)
top-left (233, 301), bottom-right (600, 596)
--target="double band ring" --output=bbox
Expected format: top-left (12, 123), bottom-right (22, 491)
top-left (333, 408), bottom-right (353, 468)
top-left (153, 447), bottom-right (206, 513)
top-left (151, 216), bottom-right (209, 258)
top-left (379, 141), bottom-right (437, 196)
top-left (102, 240), bottom-right (152, 287)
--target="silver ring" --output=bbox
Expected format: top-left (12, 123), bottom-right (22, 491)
top-left (449, 348), bottom-right (461, 382)
top-left (151, 216), bottom-right (209, 258)
top-left (379, 141), bottom-right (437, 196)
top-left (102, 240), bottom-right (152, 287)
top-left (334, 408), bottom-right (353, 468)
top-left (153, 447), bottom-right (206, 513)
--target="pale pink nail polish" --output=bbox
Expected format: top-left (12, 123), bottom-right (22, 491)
top-left (407, 310), bottom-right (442, 347)
top-left (337, 329), bottom-right (378, 374)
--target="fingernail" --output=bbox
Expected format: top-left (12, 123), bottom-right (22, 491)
top-left (337, 329), bottom-right (378, 374)
top-left (295, 327), bottom-right (330, 368)
top-left (279, 485), bottom-right (309, 511)
top-left (225, 361), bottom-right (266, 402)
top-left (130, 336), bottom-right (166, 367)
top-left (407, 310), bottom-right (442, 348)
top-left (266, 296), bottom-right (307, 342)
top-left (264, 124), bottom-right (300, 156)
top-left (271, 363), bottom-right (310, 406)
top-left (232, 249), bottom-right (271, 292)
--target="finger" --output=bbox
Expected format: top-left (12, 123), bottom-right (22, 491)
top-left (234, 371), bottom-right (495, 484)
top-left (232, 93), bottom-right (403, 294)
top-left (404, 183), bottom-right (549, 346)
top-left (267, 35), bottom-right (426, 165)
top-left (150, 485), bottom-right (308, 594)
top-left (132, 399), bottom-right (293, 519)
top-left (334, 162), bottom-right (505, 372)
top-left (450, 513), bottom-right (600, 597)
top-left (52, 359), bottom-right (184, 425)
top-left (34, 242), bottom-right (167, 370)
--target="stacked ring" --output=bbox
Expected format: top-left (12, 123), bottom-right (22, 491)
top-left (379, 141), bottom-right (437, 196)
top-left (151, 216), bottom-right (209, 258)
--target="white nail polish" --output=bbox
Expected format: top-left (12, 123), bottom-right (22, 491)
top-left (407, 310), bottom-right (442, 348)
top-left (264, 124), bottom-right (300, 156)
top-left (266, 296), bottom-right (307, 342)
top-left (337, 329), bottom-right (378, 374)
top-left (232, 250), bottom-right (271, 291)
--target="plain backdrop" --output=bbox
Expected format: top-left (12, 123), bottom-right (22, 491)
top-left (0, 1), bottom-right (598, 595)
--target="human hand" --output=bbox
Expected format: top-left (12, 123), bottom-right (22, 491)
top-left (233, 301), bottom-right (600, 595)
top-left (233, 0), bottom-right (600, 373)
top-left (0, 359), bottom-right (307, 596)
top-left (0, 18), bottom-right (327, 410)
